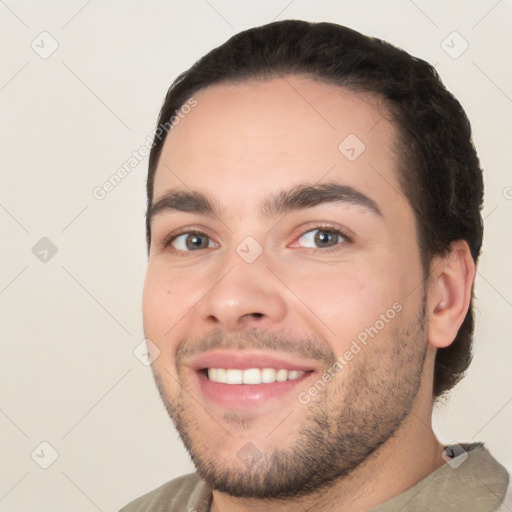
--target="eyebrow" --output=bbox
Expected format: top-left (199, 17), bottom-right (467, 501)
top-left (262, 182), bottom-right (383, 218)
top-left (149, 190), bottom-right (217, 220)
top-left (148, 182), bottom-right (383, 222)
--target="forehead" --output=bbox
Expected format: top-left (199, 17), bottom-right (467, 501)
top-left (153, 76), bottom-right (404, 216)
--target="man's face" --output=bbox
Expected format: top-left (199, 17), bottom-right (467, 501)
top-left (143, 77), bottom-right (430, 498)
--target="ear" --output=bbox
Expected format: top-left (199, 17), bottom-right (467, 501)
top-left (427, 240), bottom-right (476, 349)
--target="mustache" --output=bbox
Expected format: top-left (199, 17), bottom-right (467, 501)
top-left (175, 328), bottom-right (336, 367)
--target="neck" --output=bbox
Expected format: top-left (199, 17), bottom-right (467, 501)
top-left (210, 377), bottom-right (445, 512)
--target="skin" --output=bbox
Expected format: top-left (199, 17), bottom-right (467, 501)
top-left (142, 76), bottom-right (475, 512)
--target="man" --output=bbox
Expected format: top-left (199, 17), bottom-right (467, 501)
top-left (122, 20), bottom-right (510, 512)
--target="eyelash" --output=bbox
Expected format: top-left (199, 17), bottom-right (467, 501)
top-left (161, 225), bottom-right (353, 254)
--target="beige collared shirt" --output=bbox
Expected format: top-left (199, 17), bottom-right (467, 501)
top-left (120, 443), bottom-right (509, 511)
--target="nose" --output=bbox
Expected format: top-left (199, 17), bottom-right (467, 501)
top-left (198, 256), bottom-right (288, 331)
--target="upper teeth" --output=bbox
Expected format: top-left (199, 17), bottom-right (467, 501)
top-left (207, 368), bottom-right (305, 384)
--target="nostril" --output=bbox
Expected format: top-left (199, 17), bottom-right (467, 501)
top-left (251, 313), bottom-right (264, 319)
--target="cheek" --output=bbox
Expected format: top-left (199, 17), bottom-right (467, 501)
top-left (286, 262), bottom-right (402, 349)
top-left (142, 266), bottom-right (196, 350)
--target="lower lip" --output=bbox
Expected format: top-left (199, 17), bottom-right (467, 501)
top-left (196, 371), bottom-right (313, 409)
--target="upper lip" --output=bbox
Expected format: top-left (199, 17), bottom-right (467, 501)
top-left (188, 351), bottom-right (318, 372)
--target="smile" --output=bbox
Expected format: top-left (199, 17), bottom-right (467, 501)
top-left (187, 351), bottom-right (319, 409)
top-left (207, 368), bottom-right (306, 384)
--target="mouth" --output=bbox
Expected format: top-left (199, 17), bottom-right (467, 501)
top-left (189, 351), bottom-right (318, 409)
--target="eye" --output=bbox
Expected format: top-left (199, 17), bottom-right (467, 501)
top-left (296, 228), bottom-right (348, 249)
top-left (166, 231), bottom-right (216, 251)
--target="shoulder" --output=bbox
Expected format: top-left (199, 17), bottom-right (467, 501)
top-left (497, 476), bottom-right (512, 512)
top-left (119, 472), bottom-right (211, 512)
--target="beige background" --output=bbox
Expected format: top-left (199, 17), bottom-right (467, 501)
top-left (1, 1), bottom-right (511, 510)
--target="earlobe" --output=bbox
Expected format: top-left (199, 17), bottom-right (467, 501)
top-left (427, 241), bottom-right (476, 349)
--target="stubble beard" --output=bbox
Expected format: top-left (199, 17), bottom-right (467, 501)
top-left (152, 299), bottom-right (427, 499)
